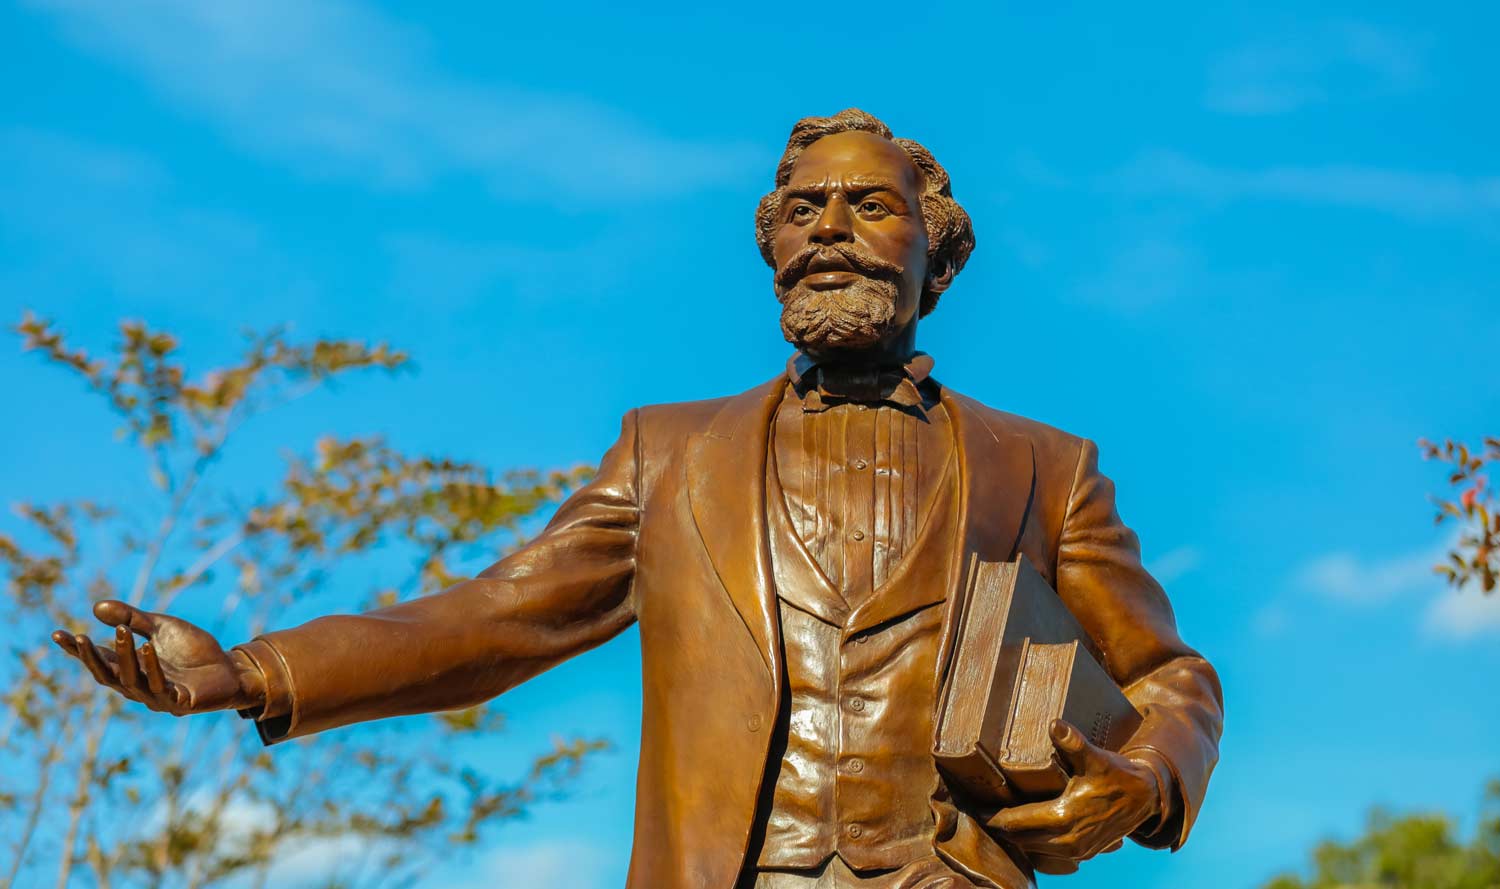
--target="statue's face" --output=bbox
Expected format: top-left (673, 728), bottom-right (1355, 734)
top-left (771, 131), bottom-right (930, 356)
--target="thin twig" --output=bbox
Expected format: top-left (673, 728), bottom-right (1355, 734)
top-left (3, 707), bottom-right (72, 888)
top-left (52, 693), bottom-right (119, 889)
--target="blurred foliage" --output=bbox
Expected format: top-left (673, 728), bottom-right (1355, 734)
top-left (1262, 779), bottom-right (1500, 889)
top-left (1, 314), bottom-right (601, 888)
top-left (1420, 437), bottom-right (1499, 593)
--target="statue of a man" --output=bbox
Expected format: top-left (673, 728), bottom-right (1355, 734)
top-left (55, 109), bottom-right (1224, 889)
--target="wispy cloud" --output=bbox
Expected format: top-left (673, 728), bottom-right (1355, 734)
top-left (454, 838), bottom-right (616, 889)
top-left (1119, 150), bottom-right (1500, 221)
top-left (144, 794), bottom-right (398, 886)
top-left (1207, 21), bottom-right (1429, 115)
top-left (1296, 546), bottom-right (1439, 605)
top-left (160, 796), bottom-right (621, 886)
top-left (1295, 536), bottom-right (1500, 640)
top-left (1424, 588), bottom-right (1500, 640)
top-left (25, 0), bottom-right (756, 199)
top-left (1148, 545), bottom-right (1204, 585)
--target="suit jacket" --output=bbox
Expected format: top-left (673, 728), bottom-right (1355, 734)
top-left (247, 375), bottom-right (1224, 889)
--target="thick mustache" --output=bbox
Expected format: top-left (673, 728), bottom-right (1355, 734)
top-left (775, 244), bottom-right (904, 289)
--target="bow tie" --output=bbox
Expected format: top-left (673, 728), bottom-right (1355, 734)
top-left (799, 366), bottom-right (926, 412)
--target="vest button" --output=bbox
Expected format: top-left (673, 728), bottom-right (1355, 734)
top-left (853, 459), bottom-right (868, 471)
top-left (849, 698), bottom-right (865, 712)
top-left (851, 529), bottom-right (865, 541)
top-left (746, 714), bottom-right (762, 732)
top-left (847, 824), bottom-right (863, 838)
top-left (846, 758), bottom-right (865, 774)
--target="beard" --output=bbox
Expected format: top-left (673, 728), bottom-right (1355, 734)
top-left (775, 244), bottom-right (905, 353)
top-left (778, 276), bottom-right (900, 353)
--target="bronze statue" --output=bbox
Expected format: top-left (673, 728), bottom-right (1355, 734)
top-left (54, 109), bottom-right (1224, 889)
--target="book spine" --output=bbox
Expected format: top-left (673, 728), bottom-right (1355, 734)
top-left (998, 642), bottom-right (1075, 800)
top-left (999, 758), bottom-right (1070, 798)
top-left (934, 744), bottom-right (1013, 807)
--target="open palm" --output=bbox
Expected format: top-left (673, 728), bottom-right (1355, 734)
top-left (52, 600), bottom-right (257, 715)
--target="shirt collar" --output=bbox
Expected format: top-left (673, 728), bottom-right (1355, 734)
top-left (786, 351), bottom-right (938, 413)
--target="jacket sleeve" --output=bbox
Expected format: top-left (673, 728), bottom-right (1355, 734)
top-left (1054, 439), bottom-right (1224, 851)
top-left (234, 409), bottom-right (642, 744)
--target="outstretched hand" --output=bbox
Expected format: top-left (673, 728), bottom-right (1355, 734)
top-left (51, 600), bottom-right (264, 715)
top-left (985, 719), bottom-right (1161, 875)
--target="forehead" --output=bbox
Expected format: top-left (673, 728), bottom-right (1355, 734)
top-left (785, 131), bottom-right (921, 194)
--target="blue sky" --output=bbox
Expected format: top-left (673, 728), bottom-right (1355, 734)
top-left (3, 1), bottom-right (1498, 886)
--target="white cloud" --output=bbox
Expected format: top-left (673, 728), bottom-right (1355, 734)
top-left (141, 793), bottom-right (392, 886)
top-left (1206, 21), bottom-right (1429, 115)
top-left (1295, 535), bottom-right (1500, 641)
top-left (454, 838), bottom-right (615, 889)
top-left (1296, 546), bottom-right (1440, 605)
top-left (1119, 150), bottom-right (1500, 221)
top-left (1424, 588), bottom-right (1500, 640)
top-left (25, 0), bottom-right (756, 199)
top-left (1148, 545), bottom-right (1204, 585)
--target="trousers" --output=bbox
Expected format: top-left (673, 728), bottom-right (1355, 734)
top-left (747, 854), bottom-right (975, 889)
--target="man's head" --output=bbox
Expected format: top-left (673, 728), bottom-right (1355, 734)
top-left (756, 109), bottom-right (974, 358)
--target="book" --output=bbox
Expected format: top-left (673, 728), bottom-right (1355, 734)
top-left (997, 638), bottom-right (1143, 797)
top-left (933, 555), bottom-right (1141, 804)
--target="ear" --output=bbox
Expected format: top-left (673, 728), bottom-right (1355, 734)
top-left (926, 257), bottom-right (955, 295)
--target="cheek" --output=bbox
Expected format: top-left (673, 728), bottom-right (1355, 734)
top-left (772, 225), bottom-right (805, 265)
top-left (865, 227), bottom-right (926, 269)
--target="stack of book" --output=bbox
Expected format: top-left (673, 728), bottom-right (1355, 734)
top-left (934, 555), bottom-right (1142, 804)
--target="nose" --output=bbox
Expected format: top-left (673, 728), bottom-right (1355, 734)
top-left (810, 195), bottom-right (854, 246)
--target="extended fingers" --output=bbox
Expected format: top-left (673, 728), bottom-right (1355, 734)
top-left (140, 642), bottom-right (167, 696)
top-left (138, 644), bottom-right (183, 711)
top-left (988, 795), bottom-right (1123, 863)
top-left (52, 630), bottom-right (79, 656)
top-left (115, 626), bottom-right (142, 692)
top-left (987, 798), bottom-right (1068, 834)
top-left (54, 628), bottom-right (174, 709)
top-left (73, 633), bottom-right (125, 691)
top-left (1004, 826), bottom-right (1111, 864)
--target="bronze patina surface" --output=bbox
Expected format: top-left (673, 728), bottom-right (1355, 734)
top-left (55, 109), bottom-right (1224, 889)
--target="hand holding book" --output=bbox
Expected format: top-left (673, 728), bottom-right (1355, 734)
top-left (983, 718), bottom-right (1162, 873)
top-left (931, 555), bottom-right (1172, 871)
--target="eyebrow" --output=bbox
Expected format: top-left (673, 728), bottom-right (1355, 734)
top-left (784, 177), bottom-right (908, 201)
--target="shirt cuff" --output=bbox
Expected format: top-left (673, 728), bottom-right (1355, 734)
top-left (1123, 746), bottom-right (1180, 848)
top-left (232, 638), bottom-right (293, 723)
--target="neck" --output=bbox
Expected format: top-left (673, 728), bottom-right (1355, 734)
top-left (803, 319), bottom-right (919, 369)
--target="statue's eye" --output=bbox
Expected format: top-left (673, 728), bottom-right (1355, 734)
top-left (790, 204), bottom-right (817, 222)
top-left (857, 200), bottom-right (889, 219)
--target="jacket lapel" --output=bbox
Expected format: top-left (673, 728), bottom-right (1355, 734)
top-left (933, 389), bottom-right (1037, 690)
top-left (686, 378), bottom-right (1035, 691)
top-left (686, 375), bottom-right (787, 682)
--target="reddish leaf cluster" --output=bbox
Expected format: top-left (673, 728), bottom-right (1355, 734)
top-left (1419, 436), bottom-right (1499, 593)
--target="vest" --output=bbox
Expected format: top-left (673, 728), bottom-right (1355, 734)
top-left (753, 440), bottom-right (960, 871)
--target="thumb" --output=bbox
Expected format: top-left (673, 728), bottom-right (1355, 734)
top-left (93, 600), bottom-right (157, 638)
top-left (1050, 719), bottom-right (1109, 777)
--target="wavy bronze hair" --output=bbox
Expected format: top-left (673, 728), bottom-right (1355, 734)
top-left (755, 109), bottom-right (975, 317)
